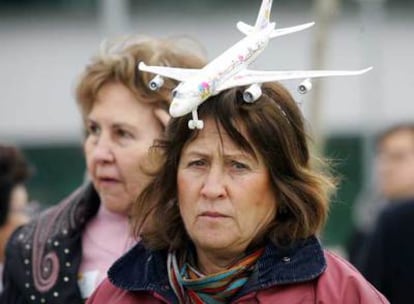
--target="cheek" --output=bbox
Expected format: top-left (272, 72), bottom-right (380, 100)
top-left (83, 140), bottom-right (94, 167)
top-left (177, 173), bottom-right (198, 222)
top-left (123, 155), bottom-right (144, 179)
top-left (121, 147), bottom-right (152, 188)
top-left (177, 173), bottom-right (191, 198)
top-left (248, 180), bottom-right (276, 221)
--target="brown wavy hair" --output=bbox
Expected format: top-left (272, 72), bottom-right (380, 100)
top-left (75, 35), bottom-right (206, 118)
top-left (132, 82), bottom-right (335, 250)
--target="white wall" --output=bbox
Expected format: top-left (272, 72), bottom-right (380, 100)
top-left (0, 5), bottom-right (413, 144)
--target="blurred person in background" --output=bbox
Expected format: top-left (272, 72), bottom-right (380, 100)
top-left (0, 36), bottom-right (206, 304)
top-left (357, 123), bottom-right (414, 304)
top-left (347, 123), bottom-right (414, 265)
top-left (375, 123), bottom-right (414, 201)
top-left (88, 83), bottom-right (388, 304)
top-left (0, 144), bottom-right (32, 293)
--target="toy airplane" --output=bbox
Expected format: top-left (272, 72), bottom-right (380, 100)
top-left (139, 0), bottom-right (372, 129)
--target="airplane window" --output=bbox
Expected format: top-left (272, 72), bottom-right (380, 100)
top-left (172, 90), bottom-right (199, 98)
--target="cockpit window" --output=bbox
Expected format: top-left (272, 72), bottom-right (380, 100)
top-left (171, 89), bottom-right (198, 99)
top-left (172, 89), bottom-right (178, 98)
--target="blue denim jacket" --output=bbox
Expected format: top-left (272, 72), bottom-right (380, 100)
top-left (107, 236), bottom-right (326, 303)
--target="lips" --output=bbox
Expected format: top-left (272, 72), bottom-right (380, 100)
top-left (200, 211), bottom-right (228, 218)
top-left (96, 176), bottom-right (121, 187)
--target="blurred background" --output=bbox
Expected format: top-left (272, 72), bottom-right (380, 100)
top-left (0, 0), bottom-right (413, 253)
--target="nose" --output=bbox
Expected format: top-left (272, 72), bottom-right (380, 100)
top-left (91, 134), bottom-right (115, 164)
top-left (200, 166), bottom-right (226, 200)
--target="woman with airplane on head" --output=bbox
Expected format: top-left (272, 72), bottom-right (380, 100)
top-left (87, 82), bottom-right (388, 304)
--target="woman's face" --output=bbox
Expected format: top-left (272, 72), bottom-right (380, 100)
top-left (177, 119), bottom-right (277, 257)
top-left (84, 82), bottom-right (163, 215)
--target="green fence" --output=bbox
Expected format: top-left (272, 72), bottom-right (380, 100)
top-left (23, 144), bottom-right (85, 206)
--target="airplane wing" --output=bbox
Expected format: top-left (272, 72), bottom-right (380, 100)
top-left (138, 62), bottom-right (201, 82)
top-left (217, 67), bottom-right (373, 91)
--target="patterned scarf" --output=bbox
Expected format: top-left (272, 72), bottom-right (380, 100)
top-left (167, 248), bottom-right (264, 304)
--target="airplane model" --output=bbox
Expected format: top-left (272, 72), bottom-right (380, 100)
top-left (139, 0), bottom-right (372, 129)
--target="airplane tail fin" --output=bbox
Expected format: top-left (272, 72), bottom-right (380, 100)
top-left (254, 0), bottom-right (273, 30)
top-left (237, 0), bottom-right (273, 35)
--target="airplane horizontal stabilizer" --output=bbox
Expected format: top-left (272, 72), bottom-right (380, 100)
top-left (236, 21), bottom-right (255, 35)
top-left (270, 22), bottom-right (315, 39)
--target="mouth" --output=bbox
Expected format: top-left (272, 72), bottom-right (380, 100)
top-left (96, 177), bottom-right (121, 186)
top-left (199, 211), bottom-right (229, 218)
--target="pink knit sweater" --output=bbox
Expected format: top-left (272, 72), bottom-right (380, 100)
top-left (78, 204), bottom-right (136, 299)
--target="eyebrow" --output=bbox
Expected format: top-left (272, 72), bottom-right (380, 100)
top-left (182, 149), bottom-right (257, 162)
top-left (86, 118), bottom-right (137, 131)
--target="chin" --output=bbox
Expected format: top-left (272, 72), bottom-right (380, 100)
top-left (101, 197), bottom-right (131, 215)
top-left (196, 237), bottom-right (233, 251)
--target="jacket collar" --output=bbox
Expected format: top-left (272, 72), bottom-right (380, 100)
top-left (108, 236), bottom-right (326, 301)
top-left (238, 235), bottom-right (326, 298)
top-left (108, 242), bottom-right (176, 302)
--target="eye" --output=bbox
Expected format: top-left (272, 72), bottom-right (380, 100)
top-left (230, 160), bottom-right (250, 170)
top-left (188, 159), bottom-right (207, 168)
top-left (115, 128), bottom-right (133, 139)
top-left (86, 122), bottom-right (100, 137)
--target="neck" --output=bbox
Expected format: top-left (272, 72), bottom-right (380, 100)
top-left (195, 248), bottom-right (244, 275)
top-left (98, 203), bottom-right (130, 222)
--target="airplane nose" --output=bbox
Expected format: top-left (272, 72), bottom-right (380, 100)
top-left (169, 97), bottom-right (198, 117)
top-left (169, 100), bottom-right (183, 117)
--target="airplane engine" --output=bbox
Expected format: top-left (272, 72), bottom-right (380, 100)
top-left (297, 78), bottom-right (312, 94)
top-left (243, 84), bottom-right (262, 103)
top-left (148, 75), bottom-right (164, 91)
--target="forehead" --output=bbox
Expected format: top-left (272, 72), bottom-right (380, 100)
top-left (183, 119), bottom-right (255, 156)
top-left (379, 129), bottom-right (414, 152)
top-left (88, 82), bottom-right (156, 125)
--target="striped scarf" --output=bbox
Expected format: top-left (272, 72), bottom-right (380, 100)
top-left (167, 248), bottom-right (264, 304)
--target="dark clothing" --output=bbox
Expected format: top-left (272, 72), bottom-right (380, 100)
top-left (88, 236), bottom-right (388, 303)
top-left (109, 236), bottom-right (326, 302)
top-left (346, 227), bottom-right (370, 267)
top-left (0, 184), bottom-right (100, 304)
top-left (359, 200), bottom-right (414, 304)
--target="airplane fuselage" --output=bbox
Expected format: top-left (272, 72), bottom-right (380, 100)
top-left (169, 25), bottom-right (274, 117)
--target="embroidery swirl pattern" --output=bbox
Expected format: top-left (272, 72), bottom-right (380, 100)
top-left (32, 188), bottom-right (83, 292)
